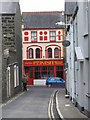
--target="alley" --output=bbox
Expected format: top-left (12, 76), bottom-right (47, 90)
top-left (2, 87), bottom-right (59, 118)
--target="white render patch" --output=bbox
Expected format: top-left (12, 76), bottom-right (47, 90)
top-left (75, 47), bottom-right (84, 62)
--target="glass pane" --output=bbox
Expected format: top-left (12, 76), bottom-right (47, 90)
top-left (41, 72), bottom-right (47, 79)
top-left (56, 71), bottom-right (63, 78)
top-left (35, 67), bottom-right (40, 71)
top-left (55, 48), bottom-right (59, 57)
top-left (56, 66), bottom-right (63, 70)
top-left (48, 48), bottom-right (52, 58)
top-left (35, 72), bottom-right (40, 79)
top-left (30, 71), bottom-right (33, 78)
top-left (36, 48), bottom-right (40, 58)
top-left (48, 71), bottom-right (54, 77)
top-left (48, 66), bottom-right (54, 70)
top-left (41, 67), bottom-right (47, 71)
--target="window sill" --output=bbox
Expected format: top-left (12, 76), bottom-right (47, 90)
top-left (31, 41), bottom-right (37, 43)
top-left (50, 40), bottom-right (56, 42)
top-left (83, 33), bottom-right (88, 37)
top-left (86, 93), bottom-right (90, 98)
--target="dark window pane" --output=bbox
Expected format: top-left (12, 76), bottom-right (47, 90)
top-left (35, 67), bottom-right (40, 71)
top-left (56, 71), bottom-right (63, 78)
top-left (48, 48), bottom-right (52, 58)
top-left (30, 72), bottom-right (33, 78)
top-left (35, 72), bottom-right (40, 79)
top-left (48, 66), bottom-right (54, 70)
top-left (41, 67), bottom-right (47, 71)
top-left (41, 72), bottom-right (47, 79)
top-left (25, 67), bottom-right (33, 70)
top-left (55, 48), bottom-right (59, 58)
top-left (56, 66), bottom-right (63, 70)
top-left (48, 71), bottom-right (54, 77)
top-left (36, 48), bottom-right (40, 58)
top-left (29, 48), bottom-right (33, 58)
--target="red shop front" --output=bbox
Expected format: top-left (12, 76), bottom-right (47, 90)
top-left (23, 60), bottom-right (65, 85)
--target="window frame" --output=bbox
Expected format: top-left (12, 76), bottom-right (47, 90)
top-left (48, 48), bottom-right (52, 58)
top-left (50, 31), bottom-right (56, 42)
top-left (36, 48), bottom-right (40, 58)
top-left (54, 47), bottom-right (59, 58)
top-left (31, 31), bottom-right (37, 42)
top-left (29, 48), bottom-right (33, 59)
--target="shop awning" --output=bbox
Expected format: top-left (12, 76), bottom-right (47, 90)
top-left (75, 47), bottom-right (84, 62)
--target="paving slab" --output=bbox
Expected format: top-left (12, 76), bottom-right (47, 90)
top-left (56, 89), bottom-right (88, 119)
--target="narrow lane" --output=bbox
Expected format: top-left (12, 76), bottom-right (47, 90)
top-left (2, 87), bottom-right (58, 118)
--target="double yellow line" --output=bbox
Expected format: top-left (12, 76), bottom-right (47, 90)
top-left (48, 90), bottom-right (57, 120)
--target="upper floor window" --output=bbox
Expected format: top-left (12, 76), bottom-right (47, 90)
top-left (36, 48), bottom-right (40, 58)
top-left (48, 48), bottom-right (52, 58)
top-left (29, 48), bottom-right (33, 58)
top-left (55, 48), bottom-right (59, 58)
top-left (50, 31), bottom-right (56, 41)
top-left (31, 31), bottom-right (37, 42)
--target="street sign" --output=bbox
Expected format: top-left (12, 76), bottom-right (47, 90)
top-left (62, 40), bottom-right (71, 47)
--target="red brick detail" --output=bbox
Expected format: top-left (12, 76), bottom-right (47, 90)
top-left (40, 36), bottom-right (43, 41)
top-left (58, 31), bottom-right (61, 40)
top-left (39, 31), bottom-right (43, 35)
top-left (44, 31), bottom-right (47, 35)
top-left (24, 37), bottom-right (29, 41)
top-left (24, 32), bottom-right (29, 35)
top-left (44, 36), bottom-right (47, 41)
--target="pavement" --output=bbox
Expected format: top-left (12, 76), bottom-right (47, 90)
top-left (56, 89), bottom-right (89, 120)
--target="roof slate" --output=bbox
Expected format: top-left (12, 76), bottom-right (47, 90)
top-left (0, 2), bottom-right (18, 14)
top-left (22, 12), bottom-right (64, 29)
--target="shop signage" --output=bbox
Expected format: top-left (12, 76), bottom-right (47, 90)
top-left (24, 60), bottom-right (64, 66)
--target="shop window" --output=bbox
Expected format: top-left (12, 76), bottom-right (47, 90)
top-left (31, 31), bottom-right (37, 42)
top-left (56, 66), bottom-right (63, 79)
top-left (41, 72), bottom-right (47, 79)
top-left (29, 48), bottom-right (33, 58)
top-left (48, 66), bottom-right (54, 77)
top-left (48, 48), bottom-right (52, 58)
top-left (35, 67), bottom-right (40, 79)
top-left (36, 48), bottom-right (40, 58)
top-left (30, 71), bottom-right (33, 78)
top-left (41, 66), bottom-right (47, 79)
top-left (55, 48), bottom-right (59, 58)
top-left (56, 71), bottom-right (63, 78)
top-left (56, 66), bottom-right (63, 70)
top-left (50, 31), bottom-right (56, 41)
top-left (41, 66), bottom-right (47, 71)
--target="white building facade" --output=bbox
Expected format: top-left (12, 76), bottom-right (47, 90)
top-left (65, 1), bottom-right (90, 117)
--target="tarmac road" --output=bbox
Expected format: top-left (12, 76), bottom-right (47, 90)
top-left (2, 86), bottom-right (60, 119)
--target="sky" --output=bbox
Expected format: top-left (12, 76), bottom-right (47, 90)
top-left (19, 0), bottom-right (65, 13)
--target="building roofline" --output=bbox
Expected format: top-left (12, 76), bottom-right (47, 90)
top-left (22, 11), bottom-right (64, 14)
top-left (23, 28), bottom-right (64, 30)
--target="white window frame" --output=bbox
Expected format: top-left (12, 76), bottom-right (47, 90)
top-left (17, 66), bottom-right (19, 86)
top-left (14, 65), bottom-right (17, 87)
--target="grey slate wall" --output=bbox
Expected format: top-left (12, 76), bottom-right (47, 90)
top-left (15, 3), bottom-right (22, 90)
top-left (2, 14), bottom-right (16, 101)
top-left (0, 15), bottom-right (2, 104)
top-left (2, 3), bottom-right (22, 102)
